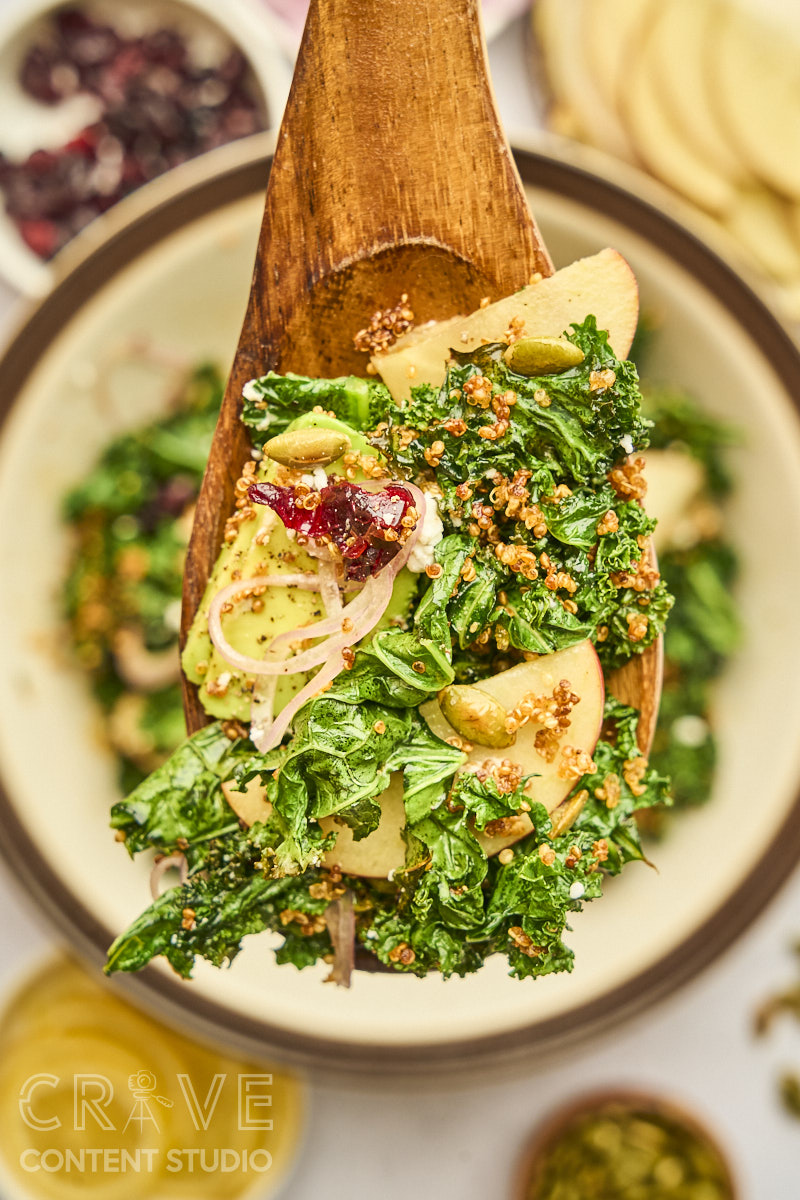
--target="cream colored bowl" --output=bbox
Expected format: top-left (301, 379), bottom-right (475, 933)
top-left (1, 134), bottom-right (799, 1074)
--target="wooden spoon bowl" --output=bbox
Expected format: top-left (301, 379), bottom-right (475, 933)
top-left (181, 0), bottom-right (661, 750)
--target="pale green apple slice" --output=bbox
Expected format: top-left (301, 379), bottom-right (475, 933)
top-left (619, 20), bottom-right (735, 216)
top-left (221, 641), bottom-right (605, 878)
top-left (319, 776), bottom-right (408, 878)
top-left (535, 0), bottom-right (635, 162)
top-left (372, 248), bottom-right (639, 403)
top-left (648, 0), bottom-right (748, 186)
top-left (712, 6), bottom-right (800, 201)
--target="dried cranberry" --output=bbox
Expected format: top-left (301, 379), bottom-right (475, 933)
top-left (248, 479), bottom-right (415, 582)
top-left (18, 218), bottom-right (59, 258)
top-left (19, 46), bottom-right (63, 104)
top-left (2, 6), bottom-right (267, 261)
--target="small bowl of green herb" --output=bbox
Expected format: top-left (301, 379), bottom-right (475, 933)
top-left (516, 1090), bottom-right (738, 1200)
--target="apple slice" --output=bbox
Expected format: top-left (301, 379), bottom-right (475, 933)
top-left (328, 640), bottom-right (605, 873)
top-left (535, 0), bottom-right (635, 162)
top-left (222, 777), bottom-right (271, 826)
top-left (372, 248), bottom-right (639, 403)
top-left (712, 6), bottom-right (800, 201)
top-left (221, 641), bottom-right (605, 877)
top-left (222, 775), bottom-right (408, 880)
top-left (318, 776), bottom-right (408, 879)
top-left (641, 449), bottom-right (707, 554)
top-left (618, 18), bottom-right (735, 216)
top-left (724, 189), bottom-right (800, 286)
top-left (648, 0), bottom-right (748, 186)
top-left (581, 0), bottom-right (650, 117)
top-left (421, 639), bottom-right (605, 855)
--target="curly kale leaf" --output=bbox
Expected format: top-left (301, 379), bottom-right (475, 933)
top-left (110, 722), bottom-right (258, 868)
top-left (324, 534), bottom-right (473, 705)
top-left (387, 318), bottom-right (648, 491)
top-left (241, 372), bottom-right (392, 441)
top-left (105, 826), bottom-right (329, 978)
top-left (651, 540), bottom-right (740, 808)
top-left (238, 698), bottom-right (464, 875)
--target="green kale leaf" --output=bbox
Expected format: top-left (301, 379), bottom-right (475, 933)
top-left (241, 372), bottom-right (392, 441)
top-left (110, 722), bottom-right (254, 867)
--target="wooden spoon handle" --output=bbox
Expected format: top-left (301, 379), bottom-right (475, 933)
top-left (262, 0), bottom-right (553, 310)
top-left (182, 0), bottom-right (553, 731)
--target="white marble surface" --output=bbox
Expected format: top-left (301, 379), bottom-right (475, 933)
top-left (0, 5), bottom-right (798, 1198)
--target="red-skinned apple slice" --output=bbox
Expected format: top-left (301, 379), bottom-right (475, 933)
top-left (372, 249), bottom-right (639, 403)
top-left (224, 641), bottom-right (605, 878)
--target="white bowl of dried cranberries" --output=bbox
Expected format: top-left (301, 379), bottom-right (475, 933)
top-left (0, 0), bottom-right (291, 295)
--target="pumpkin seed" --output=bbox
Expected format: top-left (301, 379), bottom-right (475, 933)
top-left (504, 335), bottom-right (585, 376)
top-left (264, 426), bottom-right (352, 468)
top-left (438, 684), bottom-right (515, 748)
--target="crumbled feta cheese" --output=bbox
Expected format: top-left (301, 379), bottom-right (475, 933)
top-left (569, 881), bottom-right (585, 900)
top-left (672, 714), bottom-right (709, 748)
top-left (300, 468), bottom-right (328, 490)
top-left (619, 434), bottom-right (634, 455)
top-left (406, 493), bottom-right (444, 572)
top-left (242, 379), bottom-right (262, 401)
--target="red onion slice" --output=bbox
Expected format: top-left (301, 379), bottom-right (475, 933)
top-left (149, 852), bottom-right (188, 901)
top-left (250, 571), bottom-right (395, 751)
top-left (211, 576), bottom-right (379, 679)
top-left (307, 542), bottom-right (343, 618)
top-left (206, 481), bottom-right (427, 752)
top-left (324, 891), bottom-right (356, 988)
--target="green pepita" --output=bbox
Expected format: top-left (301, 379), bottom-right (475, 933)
top-left (438, 684), bottom-right (515, 748)
top-left (263, 427), bottom-right (352, 469)
top-left (504, 335), bottom-right (585, 376)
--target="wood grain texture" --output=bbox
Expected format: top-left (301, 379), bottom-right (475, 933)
top-left (181, 0), bottom-right (660, 750)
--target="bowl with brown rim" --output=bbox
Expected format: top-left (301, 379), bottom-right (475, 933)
top-left (0, 132), bottom-right (799, 1075)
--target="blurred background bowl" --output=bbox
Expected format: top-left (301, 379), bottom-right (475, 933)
top-left (0, 0), bottom-right (290, 295)
top-left (1, 134), bottom-right (800, 1074)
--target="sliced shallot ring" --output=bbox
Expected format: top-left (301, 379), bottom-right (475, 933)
top-left (149, 852), bottom-right (188, 901)
top-left (250, 487), bottom-right (425, 750)
top-left (307, 541), bottom-right (343, 617)
top-left (211, 576), bottom-right (380, 678)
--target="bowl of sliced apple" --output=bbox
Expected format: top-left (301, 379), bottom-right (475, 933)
top-left (0, 133), bottom-right (799, 1074)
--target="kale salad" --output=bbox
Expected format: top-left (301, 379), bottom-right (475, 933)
top-left (63, 260), bottom-right (736, 986)
top-left (64, 365), bottom-right (223, 790)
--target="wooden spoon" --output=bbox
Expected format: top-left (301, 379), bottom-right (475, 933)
top-left (181, 0), bottom-right (661, 751)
